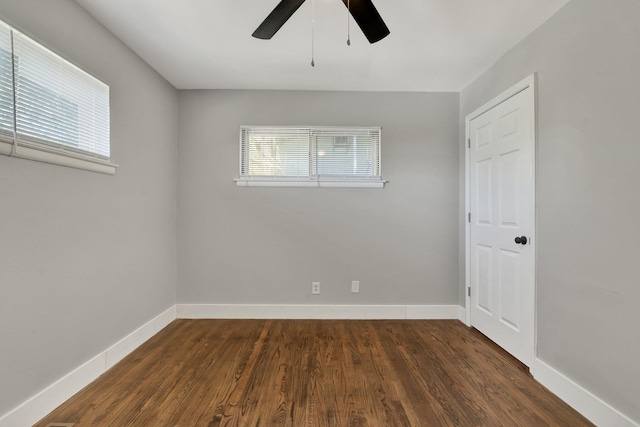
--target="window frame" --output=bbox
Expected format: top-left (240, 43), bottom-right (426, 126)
top-left (0, 20), bottom-right (115, 175)
top-left (234, 125), bottom-right (386, 188)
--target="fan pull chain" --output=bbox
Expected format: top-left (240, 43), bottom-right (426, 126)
top-left (347, 0), bottom-right (351, 46)
top-left (311, 0), bottom-right (315, 67)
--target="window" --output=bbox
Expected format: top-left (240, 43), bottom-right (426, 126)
top-left (0, 20), bottom-right (114, 174)
top-left (235, 126), bottom-right (385, 188)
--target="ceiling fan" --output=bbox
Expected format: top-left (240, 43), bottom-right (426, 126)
top-left (252, 0), bottom-right (390, 44)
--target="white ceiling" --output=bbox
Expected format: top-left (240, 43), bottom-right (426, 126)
top-left (74, 0), bottom-right (570, 92)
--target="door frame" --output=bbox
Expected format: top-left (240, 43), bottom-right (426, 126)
top-left (464, 73), bottom-right (537, 362)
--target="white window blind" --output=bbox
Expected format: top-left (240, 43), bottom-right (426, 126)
top-left (13, 32), bottom-right (110, 159)
top-left (0, 22), bottom-right (14, 145)
top-left (0, 19), bottom-right (114, 174)
top-left (241, 127), bottom-right (311, 177)
top-left (314, 127), bottom-right (380, 178)
top-left (236, 126), bottom-right (384, 188)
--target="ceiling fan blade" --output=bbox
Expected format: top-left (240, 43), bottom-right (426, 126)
top-left (341, 0), bottom-right (390, 43)
top-left (252, 0), bottom-right (307, 40)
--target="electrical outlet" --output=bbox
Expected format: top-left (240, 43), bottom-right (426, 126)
top-left (351, 280), bottom-right (360, 293)
top-left (312, 282), bottom-right (320, 295)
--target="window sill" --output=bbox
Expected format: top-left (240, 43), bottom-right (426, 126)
top-left (234, 177), bottom-right (386, 188)
top-left (0, 141), bottom-right (117, 175)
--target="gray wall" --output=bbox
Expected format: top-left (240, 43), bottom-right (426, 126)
top-left (178, 90), bottom-right (459, 306)
top-left (460, 0), bottom-right (640, 422)
top-left (0, 0), bottom-right (178, 415)
top-left (6, 0), bottom-right (636, 422)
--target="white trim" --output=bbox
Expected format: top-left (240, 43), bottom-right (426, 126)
top-left (177, 304), bottom-right (462, 320)
top-left (104, 306), bottom-right (176, 370)
top-left (465, 74), bottom-right (536, 122)
top-left (234, 177), bottom-right (386, 188)
top-left (533, 359), bottom-right (639, 427)
top-left (0, 306), bottom-right (176, 427)
top-left (0, 20), bottom-right (112, 175)
top-left (0, 354), bottom-right (105, 427)
top-left (405, 305), bottom-right (463, 320)
top-left (3, 305), bottom-right (636, 427)
top-left (238, 125), bottom-right (383, 188)
top-left (464, 73), bottom-right (537, 360)
top-left (0, 140), bottom-right (117, 174)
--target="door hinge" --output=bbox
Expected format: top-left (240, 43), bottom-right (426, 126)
top-left (467, 138), bottom-right (471, 149)
top-left (468, 287), bottom-right (471, 297)
top-left (468, 212), bottom-right (471, 223)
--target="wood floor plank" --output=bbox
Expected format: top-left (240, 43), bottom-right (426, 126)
top-left (35, 320), bottom-right (594, 427)
top-left (253, 320), bottom-right (295, 426)
top-left (436, 321), bottom-right (587, 426)
top-left (345, 321), bottom-right (416, 426)
top-left (36, 319), bottom-right (199, 425)
top-left (167, 319), bottom-right (270, 426)
top-left (126, 319), bottom-right (251, 426)
top-left (376, 321), bottom-right (477, 426)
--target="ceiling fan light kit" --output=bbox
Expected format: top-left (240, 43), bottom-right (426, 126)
top-left (252, 0), bottom-right (389, 66)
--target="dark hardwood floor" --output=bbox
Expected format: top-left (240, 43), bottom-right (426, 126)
top-left (36, 320), bottom-right (593, 426)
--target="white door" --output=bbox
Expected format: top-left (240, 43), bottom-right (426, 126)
top-left (468, 83), bottom-right (535, 367)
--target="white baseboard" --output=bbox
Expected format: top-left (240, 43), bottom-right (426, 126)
top-left (8, 304), bottom-right (635, 427)
top-left (0, 306), bottom-right (176, 427)
top-left (533, 359), bottom-right (638, 427)
top-left (176, 304), bottom-right (462, 320)
top-left (0, 354), bottom-right (106, 427)
top-left (104, 306), bottom-right (176, 370)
